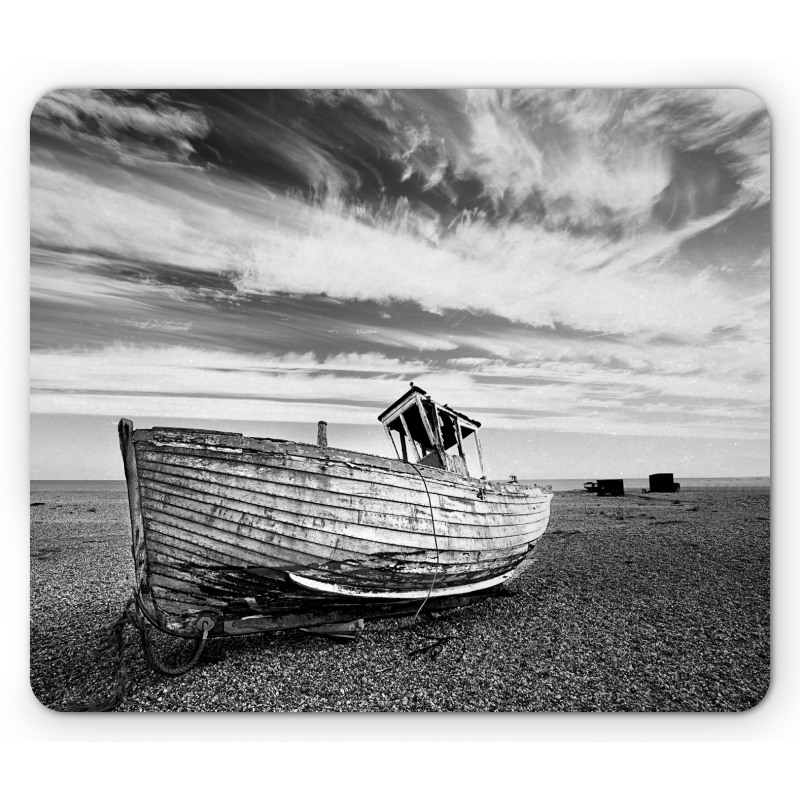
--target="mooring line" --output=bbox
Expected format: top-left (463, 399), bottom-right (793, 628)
top-left (408, 462), bottom-right (441, 624)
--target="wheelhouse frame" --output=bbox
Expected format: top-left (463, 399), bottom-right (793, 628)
top-left (377, 385), bottom-right (485, 478)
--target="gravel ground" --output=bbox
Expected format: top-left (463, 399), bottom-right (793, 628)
top-left (30, 486), bottom-right (770, 712)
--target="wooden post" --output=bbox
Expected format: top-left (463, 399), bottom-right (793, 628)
top-left (399, 413), bottom-right (421, 461)
top-left (427, 400), bottom-right (447, 464)
top-left (454, 414), bottom-right (465, 459)
top-left (414, 396), bottom-right (438, 452)
top-left (474, 431), bottom-right (485, 478)
top-left (317, 420), bottom-right (328, 447)
top-left (432, 403), bottom-right (445, 447)
top-left (384, 426), bottom-right (401, 459)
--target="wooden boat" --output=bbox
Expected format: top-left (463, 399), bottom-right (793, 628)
top-left (119, 384), bottom-right (553, 641)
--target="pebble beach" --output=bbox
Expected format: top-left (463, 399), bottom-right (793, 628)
top-left (29, 485), bottom-right (770, 712)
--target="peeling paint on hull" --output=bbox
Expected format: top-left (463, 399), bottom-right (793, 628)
top-left (288, 568), bottom-right (518, 599)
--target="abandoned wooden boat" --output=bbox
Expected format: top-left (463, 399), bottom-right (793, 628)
top-left (119, 384), bottom-right (553, 641)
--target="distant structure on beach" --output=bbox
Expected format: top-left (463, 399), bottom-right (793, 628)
top-left (648, 473), bottom-right (681, 493)
top-left (596, 479), bottom-right (625, 497)
top-left (583, 479), bottom-right (624, 496)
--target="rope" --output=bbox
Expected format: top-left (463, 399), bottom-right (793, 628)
top-left (135, 593), bottom-right (207, 640)
top-left (64, 594), bottom-right (139, 712)
top-left (407, 629), bottom-right (466, 662)
top-left (363, 610), bottom-right (467, 677)
top-left (139, 616), bottom-right (211, 677)
top-left (64, 592), bottom-right (211, 711)
top-left (373, 461), bottom-right (466, 664)
top-left (408, 461), bottom-right (441, 624)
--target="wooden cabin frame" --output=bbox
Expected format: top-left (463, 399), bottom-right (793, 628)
top-left (377, 385), bottom-right (485, 478)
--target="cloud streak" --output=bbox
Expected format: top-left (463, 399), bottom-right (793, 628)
top-left (31, 89), bottom-right (211, 165)
top-left (31, 152), bottom-right (767, 342)
top-left (30, 345), bottom-right (768, 442)
top-left (29, 89), bottom-right (771, 477)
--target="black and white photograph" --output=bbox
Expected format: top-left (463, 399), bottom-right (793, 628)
top-left (29, 88), bottom-right (770, 713)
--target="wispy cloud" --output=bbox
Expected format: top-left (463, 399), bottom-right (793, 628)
top-left (30, 153), bottom-right (767, 342)
top-left (30, 344), bottom-right (768, 442)
top-left (31, 89), bottom-right (211, 165)
top-left (30, 89), bottom-right (770, 476)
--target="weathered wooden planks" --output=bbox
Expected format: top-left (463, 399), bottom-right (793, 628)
top-left (141, 491), bottom-right (540, 571)
top-left (135, 427), bottom-right (477, 488)
top-left (136, 447), bottom-right (549, 523)
top-left (135, 435), bottom-right (540, 509)
top-left (138, 465), bottom-right (549, 549)
top-left (141, 501), bottom-right (540, 590)
top-left (121, 421), bottom-right (552, 636)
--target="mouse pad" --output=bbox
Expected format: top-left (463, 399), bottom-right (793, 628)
top-left (29, 89), bottom-right (770, 712)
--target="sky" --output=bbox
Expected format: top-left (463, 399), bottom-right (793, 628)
top-left (29, 89), bottom-right (770, 480)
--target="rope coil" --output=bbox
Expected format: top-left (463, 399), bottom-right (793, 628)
top-left (140, 616), bottom-right (211, 677)
top-left (64, 592), bottom-right (211, 712)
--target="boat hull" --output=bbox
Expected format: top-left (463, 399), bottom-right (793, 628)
top-left (119, 420), bottom-right (552, 636)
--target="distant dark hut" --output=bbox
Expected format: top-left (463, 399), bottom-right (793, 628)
top-left (648, 473), bottom-right (681, 493)
top-left (596, 479), bottom-right (624, 497)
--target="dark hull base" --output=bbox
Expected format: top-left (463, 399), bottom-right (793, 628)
top-left (145, 543), bottom-right (540, 637)
top-left (217, 584), bottom-right (510, 636)
top-left (145, 560), bottom-right (524, 637)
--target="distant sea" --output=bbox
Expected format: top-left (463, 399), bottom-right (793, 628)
top-left (520, 476), bottom-right (771, 492)
top-left (30, 480), bottom-right (128, 492)
top-left (30, 477), bottom-right (770, 492)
